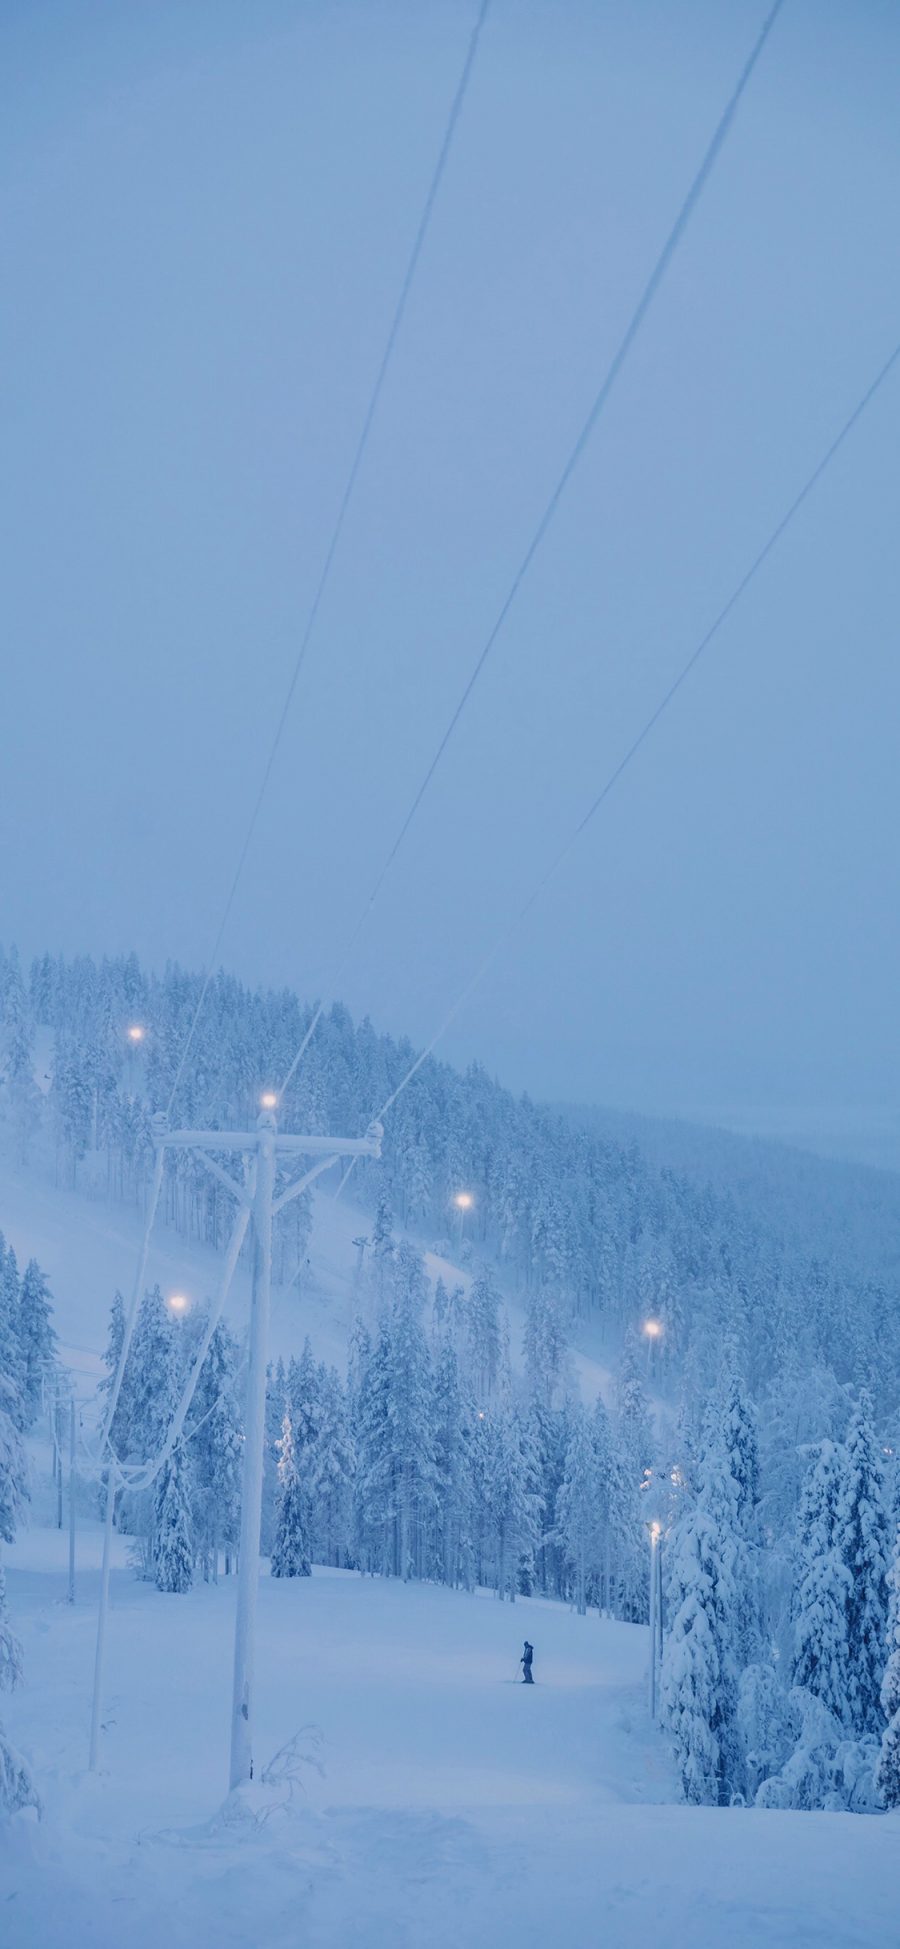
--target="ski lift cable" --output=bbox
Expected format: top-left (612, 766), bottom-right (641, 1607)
top-left (93, 1343), bottom-right (250, 1491)
top-left (96, 1140), bottom-right (167, 1457)
top-left (163, 0), bottom-right (494, 1122)
top-left (94, 1197), bottom-right (252, 1496)
top-left (278, 0), bottom-right (786, 1104)
top-left (332, 334), bottom-right (900, 1193)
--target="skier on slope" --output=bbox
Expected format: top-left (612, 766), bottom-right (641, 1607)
top-left (521, 1641), bottom-right (534, 1684)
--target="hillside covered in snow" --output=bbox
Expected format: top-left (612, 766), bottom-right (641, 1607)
top-left (1, 943), bottom-right (900, 1945)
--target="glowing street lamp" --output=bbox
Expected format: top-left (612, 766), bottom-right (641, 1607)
top-left (124, 1024), bottom-right (146, 1098)
top-left (259, 1091), bottom-right (278, 1112)
top-left (642, 1318), bottom-right (663, 1370)
top-left (168, 1293), bottom-right (189, 1315)
top-left (453, 1189), bottom-right (474, 1250)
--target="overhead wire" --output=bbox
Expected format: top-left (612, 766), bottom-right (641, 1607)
top-left (278, 0), bottom-right (786, 1102)
top-left (164, 0), bottom-right (494, 1120)
top-left (331, 334), bottom-right (900, 1196)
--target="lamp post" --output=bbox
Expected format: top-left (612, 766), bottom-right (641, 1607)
top-left (648, 1520), bottom-right (662, 1719)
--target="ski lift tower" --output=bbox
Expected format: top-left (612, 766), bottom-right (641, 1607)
top-left (160, 1098), bottom-right (382, 1790)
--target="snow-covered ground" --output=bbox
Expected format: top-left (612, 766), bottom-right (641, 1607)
top-left (1, 1147), bottom-right (897, 1944)
top-left (2, 1515), bottom-right (896, 1948)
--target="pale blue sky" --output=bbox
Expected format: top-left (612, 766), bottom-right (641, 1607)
top-left (2, 1), bottom-right (899, 1157)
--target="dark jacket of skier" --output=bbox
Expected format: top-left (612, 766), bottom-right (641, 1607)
top-left (521, 1641), bottom-right (534, 1684)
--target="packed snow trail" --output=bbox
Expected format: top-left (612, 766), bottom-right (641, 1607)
top-left (2, 1521), bottom-right (896, 1949)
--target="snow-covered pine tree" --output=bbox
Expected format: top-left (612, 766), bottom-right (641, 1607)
top-left (608, 1341), bottom-right (654, 1622)
top-left (466, 1264), bottom-right (502, 1402)
top-left (0, 1374), bottom-right (31, 1797)
top-left (0, 1234), bottom-right (34, 1809)
top-left (617, 1333), bottom-right (654, 1479)
top-left (556, 1402), bottom-right (600, 1615)
top-left (432, 1276), bottom-right (449, 1332)
top-left (287, 1338), bottom-right (321, 1521)
top-left (270, 1412), bottom-right (311, 1578)
top-left (590, 1395), bottom-right (613, 1613)
top-left (736, 1661), bottom-right (792, 1802)
top-left (126, 1287), bottom-right (177, 1463)
top-left (791, 1441), bottom-right (852, 1724)
top-left (523, 1286), bottom-right (567, 1407)
top-left (51, 1035), bottom-right (94, 1182)
top-left (526, 1395), bottom-right (569, 1600)
top-left (189, 1319), bottom-right (242, 1581)
top-left (100, 1292), bottom-right (125, 1407)
top-left (721, 1368), bottom-right (760, 1527)
top-left (0, 1239), bottom-right (25, 1433)
top-left (16, 1260), bottom-right (55, 1425)
top-left (387, 1244), bottom-right (437, 1581)
top-left (307, 1366), bottom-right (354, 1568)
top-left (153, 1440), bottom-right (193, 1593)
top-left (719, 1368), bottom-right (762, 1661)
top-left (262, 1358), bottom-right (287, 1554)
top-left (660, 1422), bottom-right (744, 1805)
top-left (876, 1522), bottom-right (900, 1807)
top-left (838, 1389), bottom-right (889, 1734)
top-left (515, 1404), bottom-right (544, 1596)
top-left (0, 1556), bottom-right (37, 1816)
top-left (116, 1287), bottom-right (179, 1565)
top-left (0, 947), bottom-right (39, 1164)
top-left (432, 1338), bottom-right (475, 1589)
top-left (352, 1318), bottom-right (394, 1575)
top-left (0, 1381), bottom-right (27, 1560)
top-left (483, 1405), bottom-right (541, 1603)
top-left (370, 1194), bottom-right (395, 1307)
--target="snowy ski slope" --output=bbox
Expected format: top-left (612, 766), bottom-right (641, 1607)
top-left (2, 1515), bottom-right (896, 1948)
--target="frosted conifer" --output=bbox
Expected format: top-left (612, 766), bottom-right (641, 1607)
top-left (271, 1413), bottom-right (310, 1578)
top-left (17, 1261), bottom-right (55, 1424)
top-left (556, 1404), bottom-right (599, 1615)
top-left (839, 1390), bottom-right (889, 1733)
top-left (153, 1442), bottom-right (194, 1593)
top-left (792, 1442), bottom-right (852, 1724)
top-left (876, 1524), bottom-right (900, 1807)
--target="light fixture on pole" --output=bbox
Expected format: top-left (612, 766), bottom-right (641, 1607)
top-left (642, 1317), bottom-right (663, 1372)
top-left (453, 1190), bottom-right (473, 1247)
top-left (125, 1024), bottom-right (146, 1096)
